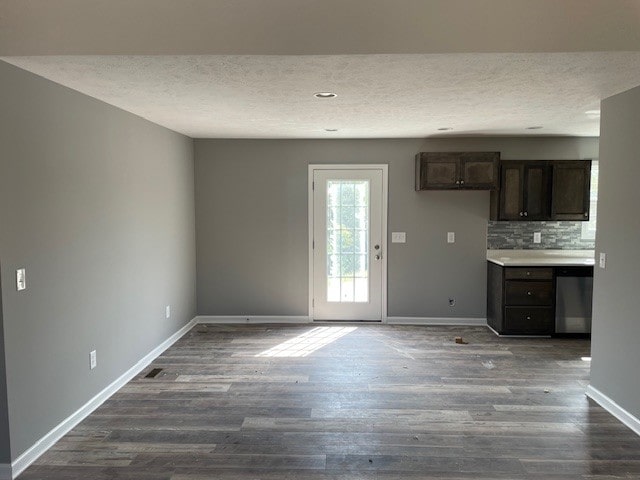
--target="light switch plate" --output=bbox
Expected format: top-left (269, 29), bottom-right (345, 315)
top-left (447, 232), bottom-right (455, 243)
top-left (533, 232), bottom-right (541, 243)
top-left (599, 252), bottom-right (606, 269)
top-left (391, 232), bottom-right (406, 243)
top-left (16, 268), bottom-right (26, 291)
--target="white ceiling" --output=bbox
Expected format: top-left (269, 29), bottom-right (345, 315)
top-left (2, 1), bottom-right (640, 138)
top-left (4, 53), bottom-right (640, 138)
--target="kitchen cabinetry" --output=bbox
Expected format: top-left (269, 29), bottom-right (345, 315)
top-left (491, 161), bottom-right (550, 220)
top-left (551, 161), bottom-right (591, 220)
top-left (487, 263), bottom-right (555, 335)
top-left (490, 160), bottom-right (591, 221)
top-left (415, 152), bottom-right (499, 190)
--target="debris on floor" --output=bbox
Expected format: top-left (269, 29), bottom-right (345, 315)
top-left (482, 361), bottom-right (495, 370)
top-left (455, 337), bottom-right (469, 345)
top-left (544, 388), bottom-right (551, 393)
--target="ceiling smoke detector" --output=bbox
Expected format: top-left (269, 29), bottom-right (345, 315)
top-left (314, 92), bottom-right (337, 99)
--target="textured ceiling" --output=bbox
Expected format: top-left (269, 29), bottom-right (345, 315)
top-left (4, 53), bottom-right (640, 138)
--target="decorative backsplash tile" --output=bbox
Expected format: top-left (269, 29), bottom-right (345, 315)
top-left (487, 221), bottom-right (595, 250)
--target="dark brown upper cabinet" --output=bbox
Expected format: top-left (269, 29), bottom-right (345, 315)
top-left (551, 161), bottom-right (592, 220)
top-left (490, 160), bottom-right (591, 221)
top-left (415, 152), bottom-right (500, 190)
top-left (491, 162), bottom-right (551, 220)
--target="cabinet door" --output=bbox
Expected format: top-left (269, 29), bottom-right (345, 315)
top-left (551, 161), bottom-right (591, 220)
top-left (499, 163), bottom-right (524, 220)
top-left (523, 163), bottom-right (551, 220)
top-left (415, 154), bottom-right (459, 190)
top-left (460, 153), bottom-right (499, 189)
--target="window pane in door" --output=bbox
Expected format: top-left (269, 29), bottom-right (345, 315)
top-left (326, 180), bottom-right (370, 303)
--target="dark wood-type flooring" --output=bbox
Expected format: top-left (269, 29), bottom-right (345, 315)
top-left (20, 324), bottom-right (640, 479)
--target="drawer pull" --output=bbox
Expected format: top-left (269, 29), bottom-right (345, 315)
top-left (527, 291), bottom-right (532, 296)
top-left (526, 271), bottom-right (531, 276)
top-left (526, 316), bottom-right (531, 320)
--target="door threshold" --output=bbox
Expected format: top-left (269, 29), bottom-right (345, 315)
top-left (313, 319), bottom-right (383, 323)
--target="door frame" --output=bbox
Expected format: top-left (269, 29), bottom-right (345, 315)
top-left (308, 164), bottom-right (388, 322)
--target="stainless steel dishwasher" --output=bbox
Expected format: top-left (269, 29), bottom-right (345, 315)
top-left (555, 266), bottom-right (594, 334)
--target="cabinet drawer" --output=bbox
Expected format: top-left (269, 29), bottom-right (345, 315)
top-left (504, 307), bottom-right (554, 334)
top-left (505, 281), bottom-right (554, 306)
top-left (504, 267), bottom-right (553, 280)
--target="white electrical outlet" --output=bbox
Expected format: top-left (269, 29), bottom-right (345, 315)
top-left (447, 232), bottom-right (455, 243)
top-left (165, 305), bottom-right (171, 319)
top-left (533, 232), bottom-right (541, 244)
top-left (16, 268), bottom-right (26, 291)
top-left (391, 232), bottom-right (406, 243)
top-left (90, 350), bottom-right (97, 370)
top-left (599, 252), bottom-right (606, 269)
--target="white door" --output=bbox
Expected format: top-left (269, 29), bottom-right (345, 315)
top-left (311, 166), bottom-right (386, 321)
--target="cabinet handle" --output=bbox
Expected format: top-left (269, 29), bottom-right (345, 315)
top-left (524, 212), bottom-right (528, 217)
top-left (526, 316), bottom-right (531, 320)
top-left (527, 291), bottom-right (532, 296)
top-left (460, 180), bottom-right (465, 185)
top-left (526, 271), bottom-right (531, 276)
top-left (455, 180), bottom-right (460, 185)
top-left (519, 212), bottom-right (524, 217)
top-left (584, 213), bottom-right (588, 217)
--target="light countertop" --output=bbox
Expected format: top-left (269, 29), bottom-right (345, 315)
top-left (487, 249), bottom-right (595, 267)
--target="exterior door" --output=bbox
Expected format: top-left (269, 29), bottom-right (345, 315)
top-left (311, 167), bottom-right (386, 321)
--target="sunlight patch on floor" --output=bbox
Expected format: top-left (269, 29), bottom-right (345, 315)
top-left (256, 326), bottom-right (357, 358)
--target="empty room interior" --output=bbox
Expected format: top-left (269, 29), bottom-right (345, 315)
top-left (2, 1), bottom-right (640, 478)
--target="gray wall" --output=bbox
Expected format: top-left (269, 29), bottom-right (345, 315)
top-left (0, 272), bottom-right (11, 463)
top-left (0, 61), bottom-right (197, 460)
top-left (590, 84), bottom-right (640, 420)
top-left (195, 137), bottom-right (597, 318)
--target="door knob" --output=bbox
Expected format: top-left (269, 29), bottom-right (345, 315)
top-left (374, 254), bottom-right (381, 260)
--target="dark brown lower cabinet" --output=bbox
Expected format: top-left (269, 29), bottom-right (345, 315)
top-left (487, 263), bottom-right (555, 335)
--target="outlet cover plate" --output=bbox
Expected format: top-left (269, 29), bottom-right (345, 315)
top-left (16, 268), bottom-right (26, 291)
top-left (447, 232), bottom-right (455, 243)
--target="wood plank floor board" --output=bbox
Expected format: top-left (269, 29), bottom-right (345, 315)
top-left (16, 324), bottom-right (640, 480)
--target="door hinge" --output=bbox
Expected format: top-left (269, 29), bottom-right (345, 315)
top-left (312, 240), bottom-right (315, 249)
top-left (312, 181), bottom-right (315, 190)
top-left (312, 298), bottom-right (315, 307)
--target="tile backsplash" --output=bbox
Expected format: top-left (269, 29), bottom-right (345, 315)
top-left (487, 221), bottom-right (595, 250)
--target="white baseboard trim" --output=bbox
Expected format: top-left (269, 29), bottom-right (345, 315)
top-left (586, 384), bottom-right (640, 437)
top-left (486, 324), bottom-right (551, 338)
top-left (196, 315), bottom-right (311, 324)
top-left (386, 316), bottom-right (487, 326)
top-left (0, 464), bottom-right (12, 480)
top-left (10, 317), bottom-right (198, 479)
